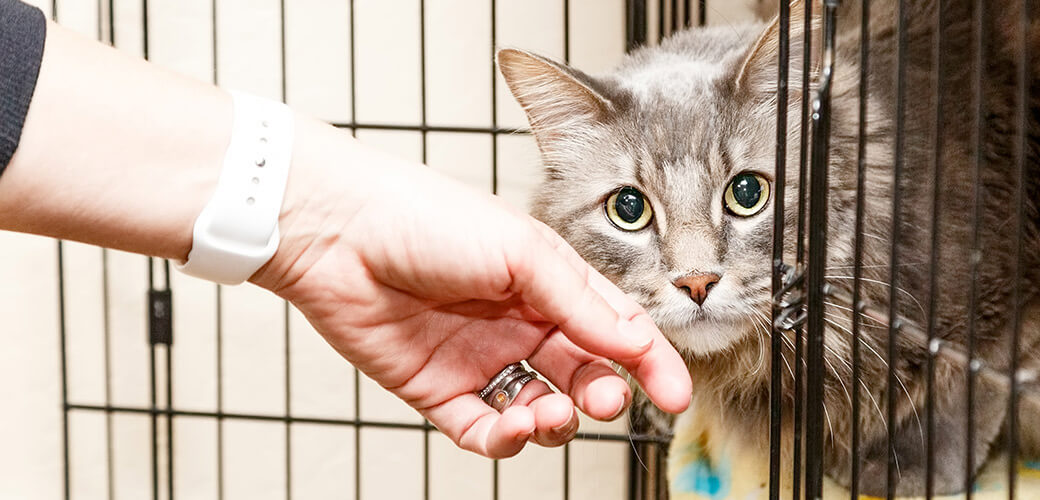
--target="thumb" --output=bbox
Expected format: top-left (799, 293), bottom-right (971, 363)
top-left (507, 222), bottom-right (691, 413)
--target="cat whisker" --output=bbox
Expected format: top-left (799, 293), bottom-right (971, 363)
top-left (823, 310), bottom-right (888, 333)
top-left (823, 301), bottom-right (888, 329)
top-left (823, 397), bottom-right (836, 449)
top-left (824, 317), bottom-right (888, 370)
top-left (744, 311), bottom-right (770, 376)
top-left (823, 317), bottom-right (924, 447)
top-left (823, 275), bottom-right (927, 319)
top-left (627, 436), bottom-right (650, 474)
top-left (825, 261), bottom-right (927, 271)
top-left (823, 317), bottom-right (893, 429)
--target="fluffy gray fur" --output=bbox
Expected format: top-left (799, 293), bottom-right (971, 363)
top-left (499, 0), bottom-right (1040, 496)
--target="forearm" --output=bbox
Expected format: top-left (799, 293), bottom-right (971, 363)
top-left (0, 19), bottom-right (375, 274)
top-left (0, 20), bottom-right (231, 259)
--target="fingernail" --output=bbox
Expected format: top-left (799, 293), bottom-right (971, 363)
top-left (618, 318), bottom-right (654, 351)
top-left (551, 410), bottom-right (579, 434)
top-left (607, 396), bottom-right (628, 421)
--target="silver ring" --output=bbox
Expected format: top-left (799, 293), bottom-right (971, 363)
top-left (477, 363), bottom-right (537, 412)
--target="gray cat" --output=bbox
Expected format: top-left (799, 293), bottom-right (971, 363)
top-left (499, 0), bottom-right (1040, 496)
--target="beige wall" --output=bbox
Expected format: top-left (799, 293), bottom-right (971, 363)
top-left (1, 1), bottom-right (757, 499)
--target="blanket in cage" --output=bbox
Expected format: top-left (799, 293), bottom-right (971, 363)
top-left (666, 406), bottom-right (1040, 499)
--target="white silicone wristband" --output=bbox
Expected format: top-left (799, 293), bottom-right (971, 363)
top-left (177, 91), bottom-right (294, 285)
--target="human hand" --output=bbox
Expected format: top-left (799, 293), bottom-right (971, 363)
top-left (252, 119), bottom-right (692, 458)
top-left (0, 18), bottom-right (689, 459)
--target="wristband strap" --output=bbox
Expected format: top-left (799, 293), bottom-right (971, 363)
top-left (177, 91), bottom-right (294, 285)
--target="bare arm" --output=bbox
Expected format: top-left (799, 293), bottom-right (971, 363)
top-left (0, 19), bottom-right (691, 458)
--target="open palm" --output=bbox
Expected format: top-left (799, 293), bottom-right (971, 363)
top-left (254, 135), bottom-right (691, 458)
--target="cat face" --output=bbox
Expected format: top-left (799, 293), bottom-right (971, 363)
top-left (500, 23), bottom-right (809, 354)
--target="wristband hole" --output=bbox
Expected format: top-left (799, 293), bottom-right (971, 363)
top-left (256, 158), bottom-right (266, 167)
top-left (260, 137), bottom-right (268, 144)
top-left (252, 177), bottom-right (260, 184)
top-left (246, 197), bottom-right (255, 205)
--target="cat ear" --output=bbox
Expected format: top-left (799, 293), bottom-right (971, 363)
top-left (735, 0), bottom-right (823, 94)
top-left (497, 49), bottom-right (613, 140)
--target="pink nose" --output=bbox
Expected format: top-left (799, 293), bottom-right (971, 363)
top-left (673, 273), bottom-right (721, 306)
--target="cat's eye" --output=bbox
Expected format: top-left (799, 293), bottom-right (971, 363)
top-left (606, 186), bottom-right (654, 231)
top-left (724, 172), bottom-right (770, 217)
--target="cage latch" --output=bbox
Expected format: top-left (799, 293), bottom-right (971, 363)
top-left (772, 262), bottom-right (807, 331)
top-left (149, 289), bottom-right (173, 345)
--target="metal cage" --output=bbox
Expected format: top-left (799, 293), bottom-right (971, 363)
top-left (41, 0), bottom-right (1037, 499)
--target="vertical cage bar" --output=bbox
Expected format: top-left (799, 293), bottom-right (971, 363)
top-left (563, 0), bottom-right (570, 63)
top-left (659, 443), bottom-right (668, 500)
top-left (140, 0), bottom-right (162, 495)
top-left (1007, 0), bottom-right (1030, 495)
top-left (345, 2), bottom-right (363, 499)
top-left (278, 1), bottom-right (292, 497)
top-left (626, 0), bottom-right (647, 50)
top-left (924, 0), bottom-right (947, 497)
top-left (216, 286), bottom-right (225, 500)
top-left (669, 0), bottom-right (678, 34)
top-left (768, 0), bottom-right (790, 496)
top-left (682, 0), bottom-right (689, 28)
top-left (164, 263), bottom-right (174, 500)
top-left (58, 240), bottom-right (71, 500)
top-left (804, 1), bottom-right (838, 497)
top-left (98, 5), bottom-right (116, 500)
top-left (489, 2), bottom-right (501, 498)
top-left (795, 0), bottom-right (812, 267)
top-left (563, 444), bottom-right (570, 500)
top-left (887, 1), bottom-right (909, 498)
top-left (490, 0), bottom-right (499, 197)
top-left (850, 0), bottom-right (871, 498)
top-left (284, 302), bottom-right (292, 500)
top-left (108, 0), bottom-right (115, 44)
top-left (417, 0), bottom-right (432, 497)
top-left (697, 0), bottom-right (705, 27)
top-left (103, 249), bottom-right (115, 500)
top-left (562, 3), bottom-right (571, 496)
top-left (278, 2), bottom-right (294, 498)
top-left (657, 0), bottom-right (664, 43)
top-left (966, 0), bottom-right (985, 496)
top-left (792, 0), bottom-right (815, 496)
top-left (624, 434), bottom-right (640, 498)
top-left (210, 2), bottom-right (226, 497)
top-left (149, 262), bottom-right (159, 500)
top-left (52, 0), bottom-right (70, 492)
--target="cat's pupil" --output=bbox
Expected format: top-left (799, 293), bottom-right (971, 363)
top-left (732, 174), bottom-right (761, 209)
top-left (615, 187), bottom-right (644, 223)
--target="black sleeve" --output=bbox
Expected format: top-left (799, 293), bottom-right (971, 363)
top-left (0, 0), bottom-right (46, 175)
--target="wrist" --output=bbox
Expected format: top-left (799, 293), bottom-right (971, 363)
top-left (248, 116), bottom-right (373, 294)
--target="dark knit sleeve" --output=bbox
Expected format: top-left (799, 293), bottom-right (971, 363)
top-left (0, 0), bottom-right (45, 175)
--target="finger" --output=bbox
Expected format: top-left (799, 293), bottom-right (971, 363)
top-left (518, 223), bottom-right (691, 414)
top-left (504, 378), bottom-right (579, 447)
top-left (527, 328), bottom-right (632, 420)
top-left (530, 221), bottom-right (650, 323)
top-left (551, 261), bottom-right (690, 415)
top-left (614, 314), bottom-right (693, 414)
top-left (422, 394), bottom-right (535, 459)
top-left (507, 224), bottom-right (653, 361)
top-left (528, 393), bottom-right (579, 447)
